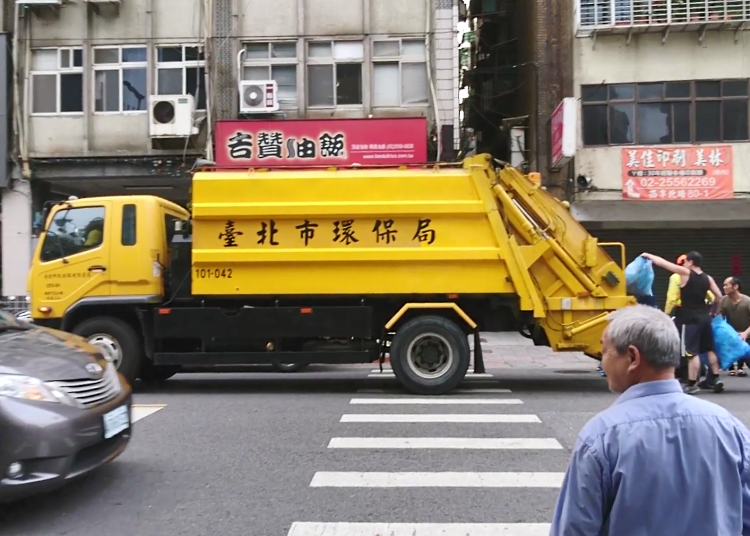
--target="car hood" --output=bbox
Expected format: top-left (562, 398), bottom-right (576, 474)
top-left (0, 326), bottom-right (109, 381)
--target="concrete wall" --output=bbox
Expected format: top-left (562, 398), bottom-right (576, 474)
top-left (573, 31), bottom-right (750, 198)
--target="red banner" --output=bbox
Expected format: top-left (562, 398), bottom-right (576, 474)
top-left (214, 118), bottom-right (428, 167)
top-left (621, 145), bottom-right (734, 201)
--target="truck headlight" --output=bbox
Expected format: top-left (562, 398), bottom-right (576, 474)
top-left (0, 374), bottom-right (81, 407)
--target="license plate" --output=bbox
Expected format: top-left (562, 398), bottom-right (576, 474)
top-left (103, 405), bottom-right (130, 439)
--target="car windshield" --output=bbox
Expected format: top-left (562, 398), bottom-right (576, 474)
top-left (0, 310), bottom-right (30, 331)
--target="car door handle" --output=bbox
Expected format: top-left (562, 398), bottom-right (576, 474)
top-left (88, 265), bottom-right (107, 272)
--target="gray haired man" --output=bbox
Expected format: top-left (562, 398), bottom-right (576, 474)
top-left (549, 305), bottom-right (750, 536)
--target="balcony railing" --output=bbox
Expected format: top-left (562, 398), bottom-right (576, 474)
top-left (576, 0), bottom-right (750, 34)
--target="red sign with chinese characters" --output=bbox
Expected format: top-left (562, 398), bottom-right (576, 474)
top-left (213, 118), bottom-right (428, 167)
top-left (621, 145), bottom-right (734, 201)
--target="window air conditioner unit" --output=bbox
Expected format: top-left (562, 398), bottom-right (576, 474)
top-left (239, 80), bottom-right (279, 113)
top-left (149, 94), bottom-right (198, 138)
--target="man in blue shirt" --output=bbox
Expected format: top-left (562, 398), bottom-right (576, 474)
top-left (550, 304), bottom-right (750, 536)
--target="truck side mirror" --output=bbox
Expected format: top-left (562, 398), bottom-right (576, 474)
top-left (175, 219), bottom-right (191, 238)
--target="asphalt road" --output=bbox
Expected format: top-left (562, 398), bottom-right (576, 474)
top-left (3, 365), bottom-right (750, 536)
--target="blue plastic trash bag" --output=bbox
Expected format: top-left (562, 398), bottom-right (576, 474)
top-left (625, 256), bottom-right (654, 297)
top-left (711, 315), bottom-right (750, 370)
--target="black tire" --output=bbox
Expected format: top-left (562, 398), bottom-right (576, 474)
top-left (73, 317), bottom-right (143, 385)
top-left (389, 315), bottom-right (470, 395)
top-left (272, 362), bottom-right (309, 373)
top-left (140, 360), bottom-right (180, 383)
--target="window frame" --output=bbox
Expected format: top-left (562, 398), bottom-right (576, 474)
top-left (154, 43), bottom-right (207, 110)
top-left (91, 44), bottom-right (148, 115)
top-left (30, 46), bottom-right (84, 117)
top-left (580, 79), bottom-right (750, 147)
top-left (306, 40), bottom-right (365, 109)
top-left (371, 37), bottom-right (429, 108)
top-left (240, 40), bottom-right (299, 109)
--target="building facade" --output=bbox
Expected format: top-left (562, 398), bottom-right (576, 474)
top-left (2, 0), bottom-right (461, 299)
top-left (569, 0), bottom-right (750, 301)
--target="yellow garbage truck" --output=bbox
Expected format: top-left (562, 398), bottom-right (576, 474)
top-left (27, 154), bottom-right (634, 395)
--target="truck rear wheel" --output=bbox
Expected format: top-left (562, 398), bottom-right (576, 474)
top-left (73, 317), bottom-right (143, 385)
top-left (389, 315), bottom-right (470, 395)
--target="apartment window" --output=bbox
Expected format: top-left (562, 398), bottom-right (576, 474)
top-left (307, 41), bottom-right (363, 107)
top-left (581, 80), bottom-right (750, 146)
top-left (93, 45), bottom-right (147, 113)
top-left (155, 45), bottom-right (206, 110)
top-left (372, 39), bottom-right (429, 107)
top-left (30, 47), bottom-right (83, 115)
top-left (241, 41), bottom-right (298, 108)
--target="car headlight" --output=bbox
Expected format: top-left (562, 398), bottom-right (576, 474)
top-left (0, 374), bottom-right (81, 407)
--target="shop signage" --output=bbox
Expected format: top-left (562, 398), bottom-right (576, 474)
top-left (213, 117), bottom-right (427, 167)
top-left (621, 145), bottom-right (734, 201)
top-left (550, 98), bottom-right (576, 171)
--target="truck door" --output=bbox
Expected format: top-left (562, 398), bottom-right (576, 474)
top-left (29, 201), bottom-right (112, 319)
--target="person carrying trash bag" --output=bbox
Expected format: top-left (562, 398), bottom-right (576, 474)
top-left (641, 251), bottom-right (725, 395)
top-left (720, 276), bottom-right (750, 376)
top-left (624, 255), bottom-right (657, 307)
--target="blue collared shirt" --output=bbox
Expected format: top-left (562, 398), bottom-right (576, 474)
top-left (550, 379), bottom-right (750, 536)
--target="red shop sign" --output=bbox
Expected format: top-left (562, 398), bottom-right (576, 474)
top-left (213, 117), bottom-right (428, 167)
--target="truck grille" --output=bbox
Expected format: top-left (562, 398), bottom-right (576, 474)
top-left (48, 373), bottom-right (119, 408)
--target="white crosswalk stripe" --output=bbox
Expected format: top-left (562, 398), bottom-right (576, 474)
top-left (131, 403), bottom-right (167, 423)
top-left (288, 386), bottom-right (563, 534)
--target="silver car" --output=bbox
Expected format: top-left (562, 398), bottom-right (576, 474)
top-left (0, 311), bottom-right (132, 502)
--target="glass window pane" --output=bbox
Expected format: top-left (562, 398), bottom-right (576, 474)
top-left (696, 81), bottom-right (721, 98)
top-left (373, 41), bottom-right (400, 57)
top-left (637, 83), bottom-right (663, 100)
top-left (94, 70), bottom-right (120, 112)
top-left (184, 46), bottom-right (204, 61)
top-left (723, 99), bottom-right (749, 141)
top-left (609, 103), bottom-right (634, 144)
top-left (32, 49), bottom-right (58, 71)
top-left (695, 101), bottom-right (721, 142)
top-left (41, 207), bottom-right (106, 263)
top-left (157, 46), bottom-right (183, 63)
top-left (673, 102), bottom-right (691, 142)
top-left (157, 68), bottom-right (183, 95)
top-left (60, 73), bottom-right (83, 113)
top-left (308, 42), bottom-right (332, 58)
top-left (186, 66), bottom-right (206, 109)
top-left (581, 104), bottom-right (608, 145)
top-left (402, 39), bottom-right (426, 59)
top-left (59, 49), bottom-right (70, 69)
top-left (244, 43), bottom-right (269, 60)
top-left (94, 48), bottom-right (119, 65)
top-left (373, 63), bottom-right (399, 106)
top-left (402, 62), bottom-right (428, 105)
top-left (308, 65), bottom-right (333, 106)
top-left (271, 42), bottom-right (297, 58)
top-left (609, 84), bottom-right (634, 100)
top-left (122, 47), bottom-right (147, 63)
top-left (32, 74), bottom-right (56, 114)
top-left (665, 82), bottom-right (690, 99)
top-left (243, 66), bottom-right (269, 80)
top-left (72, 49), bottom-right (83, 68)
top-left (336, 63), bottom-right (362, 105)
top-left (122, 68), bottom-right (147, 111)
top-left (723, 80), bottom-right (748, 97)
top-left (637, 103), bottom-right (671, 144)
top-left (581, 85), bottom-right (606, 102)
top-left (271, 65), bottom-right (297, 106)
top-left (121, 204), bottom-right (137, 246)
top-left (333, 41), bottom-right (364, 60)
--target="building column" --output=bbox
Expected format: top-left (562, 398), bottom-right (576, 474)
top-left (2, 174), bottom-right (32, 298)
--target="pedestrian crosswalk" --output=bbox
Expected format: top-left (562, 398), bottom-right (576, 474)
top-left (287, 385), bottom-right (566, 535)
top-left (131, 403), bottom-right (166, 423)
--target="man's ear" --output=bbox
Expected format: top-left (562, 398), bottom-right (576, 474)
top-left (627, 345), bottom-right (640, 367)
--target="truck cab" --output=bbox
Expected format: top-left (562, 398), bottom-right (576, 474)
top-left (27, 196), bottom-right (190, 380)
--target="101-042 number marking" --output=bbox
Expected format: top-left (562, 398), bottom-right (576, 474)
top-left (195, 268), bottom-right (233, 279)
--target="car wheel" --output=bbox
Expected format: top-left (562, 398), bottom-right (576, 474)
top-left (272, 362), bottom-right (309, 373)
top-left (73, 317), bottom-right (143, 385)
top-left (389, 315), bottom-right (470, 395)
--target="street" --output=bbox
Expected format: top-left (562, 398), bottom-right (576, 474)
top-left (3, 360), bottom-right (750, 536)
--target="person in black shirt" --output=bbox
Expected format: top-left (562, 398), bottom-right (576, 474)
top-left (641, 251), bottom-right (724, 395)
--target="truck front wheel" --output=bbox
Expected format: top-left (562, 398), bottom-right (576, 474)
top-left (73, 317), bottom-right (143, 385)
top-left (390, 315), bottom-right (470, 395)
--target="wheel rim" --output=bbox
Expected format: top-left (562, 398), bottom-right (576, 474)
top-left (86, 333), bottom-right (123, 369)
top-left (405, 332), bottom-right (454, 379)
